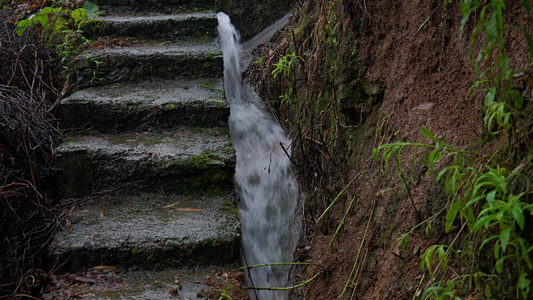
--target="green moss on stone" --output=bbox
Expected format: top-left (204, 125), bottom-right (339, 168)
top-left (164, 103), bottom-right (177, 110)
top-left (48, 16), bottom-right (68, 42)
top-left (78, 19), bottom-right (108, 39)
top-left (187, 149), bottom-right (221, 169)
top-left (222, 201), bottom-right (239, 216)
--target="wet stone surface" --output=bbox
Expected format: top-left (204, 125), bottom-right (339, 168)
top-left (49, 193), bottom-right (240, 270)
top-left (75, 43), bottom-right (223, 87)
top-left (51, 0), bottom-right (242, 293)
top-left (99, 13), bottom-right (218, 40)
top-left (60, 78), bottom-right (228, 132)
top-left (92, 0), bottom-right (216, 15)
top-left (43, 266), bottom-right (224, 300)
top-left (55, 128), bottom-right (235, 197)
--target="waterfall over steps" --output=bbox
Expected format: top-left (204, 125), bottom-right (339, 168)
top-left (217, 12), bottom-right (301, 300)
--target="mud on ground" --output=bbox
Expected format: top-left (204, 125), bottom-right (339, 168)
top-left (249, 0), bottom-right (533, 298)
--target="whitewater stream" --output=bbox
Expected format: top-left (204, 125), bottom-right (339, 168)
top-left (217, 12), bottom-right (300, 300)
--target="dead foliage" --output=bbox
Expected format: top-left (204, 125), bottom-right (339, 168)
top-left (43, 268), bottom-right (122, 299)
top-left (0, 10), bottom-right (65, 298)
top-left (201, 269), bottom-right (249, 300)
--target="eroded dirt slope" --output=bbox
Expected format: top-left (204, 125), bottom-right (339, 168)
top-left (250, 0), bottom-right (533, 298)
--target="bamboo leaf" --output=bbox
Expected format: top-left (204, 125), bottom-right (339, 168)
top-left (421, 125), bottom-right (438, 142)
top-left (446, 200), bottom-right (462, 233)
top-left (436, 165), bottom-right (453, 183)
top-left (438, 246), bottom-right (448, 274)
top-left (522, 0), bottom-right (532, 14)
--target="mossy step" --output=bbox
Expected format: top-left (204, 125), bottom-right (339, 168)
top-left (92, 0), bottom-right (216, 15)
top-left (55, 129), bottom-right (235, 197)
top-left (48, 193), bottom-right (240, 271)
top-left (61, 78), bottom-right (227, 132)
top-left (97, 13), bottom-right (218, 41)
top-left (75, 42), bottom-right (222, 87)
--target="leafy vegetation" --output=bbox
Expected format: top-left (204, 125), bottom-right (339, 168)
top-left (373, 1), bottom-right (533, 298)
top-left (15, 1), bottom-right (101, 37)
top-left (14, 1), bottom-right (103, 78)
top-left (15, 6), bottom-right (63, 36)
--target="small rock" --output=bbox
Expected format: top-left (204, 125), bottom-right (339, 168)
top-left (413, 102), bottom-right (435, 110)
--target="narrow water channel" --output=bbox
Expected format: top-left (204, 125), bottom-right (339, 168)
top-left (217, 13), bottom-right (301, 300)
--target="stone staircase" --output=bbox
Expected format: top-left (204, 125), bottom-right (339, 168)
top-left (48, 1), bottom-right (240, 298)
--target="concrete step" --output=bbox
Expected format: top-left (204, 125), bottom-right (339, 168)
top-left (54, 128), bottom-right (235, 197)
top-left (61, 78), bottom-right (227, 132)
top-left (96, 13), bottom-right (218, 41)
top-left (43, 267), bottom-right (223, 300)
top-left (75, 42), bottom-right (222, 87)
top-left (92, 0), bottom-right (216, 15)
top-left (48, 193), bottom-right (240, 271)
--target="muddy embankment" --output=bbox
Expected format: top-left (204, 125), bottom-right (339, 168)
top-left (249, 0), bottom-right (533, 298)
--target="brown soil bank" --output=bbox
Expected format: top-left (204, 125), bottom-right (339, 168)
top-left (250, 0), bottom-right (533, 299)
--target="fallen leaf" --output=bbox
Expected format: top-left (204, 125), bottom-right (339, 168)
top-left (89, 265), bottom-right (116, 273)
top-left (169, 287), bottom-right (179, 295)
top-left (177, 207), bottom-right (205, 212)
top-left (163, 201), bottom-right (181, 208)
top-left (69, 275), bottom-right (98, 284)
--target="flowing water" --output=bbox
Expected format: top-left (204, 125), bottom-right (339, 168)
top-left (217, 12), bottom-right (300, 300)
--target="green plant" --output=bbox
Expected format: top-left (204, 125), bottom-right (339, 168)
top-left (417, 1), bottom-right (533, 297)
top-left (421, 275), bottom-right (465, 300)
top-left (254, 56), bottom-right (265, 67)
top-left (240, 262), bottom-right (324, 291)
top-left (16, 6), bottom-right (63, 36)
top-left (218, 292), bottom-right (232, 300)
top-left (15, 2), bottom-right (101, 36)
top-left (339, 202), bottom-right (375, 298)
top-left (466, 167), bottom-right (532, 294)
top-left (71, 8), bottom-right (88, 27)
top-left (272, 50), bottom-right (304, 79)
top-left (398, 207), bottom-right (446, 251)
top-left (374, 124), bottom-right (533, 298)
top-left (15, 2), bottom-right (102, 82)
top-left (324, 23), bottom-right (337, 46)
top-left (80, 1), bottom-right (102, 19)
top-left (271, 48), bottom-right (306, 156)
top-left (57, 29), bottom-right (90, 71)
top-left (83, 53), bottom-right (104, 83)
top-left (374, 126), bottom-right (474, 222)
top-left (461, 0), bottom-right (533, 150)
top-left (324, 1), bottom-right (338, 46)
